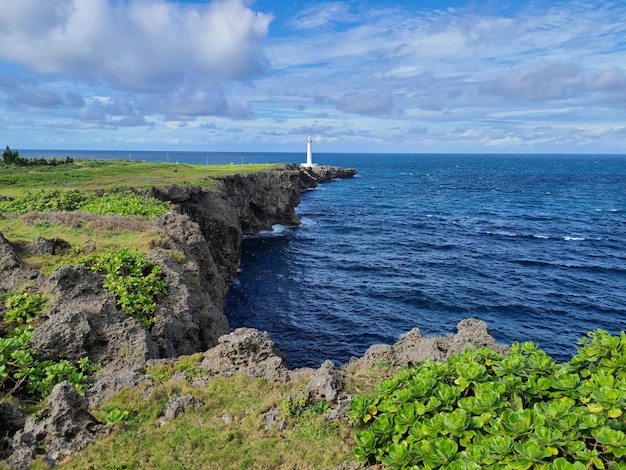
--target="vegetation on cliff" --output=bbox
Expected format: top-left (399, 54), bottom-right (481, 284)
top-left (0, 289), bottom-right (98, 402)
top-left (350, 330), bottom-right (626, 469)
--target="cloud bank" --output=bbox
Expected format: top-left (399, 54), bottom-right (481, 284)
top-left (1, 0), bottom-right (626, 153)
top-left (0, 0), bottom-right (272, 122)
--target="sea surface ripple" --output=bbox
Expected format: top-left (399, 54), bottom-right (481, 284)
top-left (225, 153), bottom-right (626, 368)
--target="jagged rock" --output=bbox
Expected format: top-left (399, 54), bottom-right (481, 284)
top-left (31, 264), bottom-right (160, 371)
top-left (260, 406), bottom-right (286, 432)
top-left (345, 343), bottom-right (393, 369)
top-left (200, 328), bottom-right (290, 381)
top-left (147, 230), bottom-right (230, 357)
top-left (0, 402), bottom-right (28, 460)
top-left (25, 235), bottom-right (71, 256)
top-left (445, 318), bottom-right (509, 356)
top-left (345, 318), bottom-right (508, 370)
top-left (325, 395), bottom-right (353, 423)
top-left (150, 188), bottom-right (242, 285)
top-left (392, 327), bottom-right (447, 365)
top-left (0, 232), bottom-right (39, 291)
top-left (87, 367), bottom-right (153, 406)
top-left (158, 394), bottom-right (204, 425)
top-left (300, 165), bottom-right (358, 183)
top-left (215, 167), bottom-right (304, 234)
top-left (303, 360), bottom-right (346, 404)
top-left (8, 382), bottom-right (102, 469)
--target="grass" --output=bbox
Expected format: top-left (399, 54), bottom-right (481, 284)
top-left (0, 159), bottom-right (366, 467)
top-left (56, 355), bottom-right (361, 470)
top-left (0, 212), bottom-right (168, 274)
top-left (0, 160), bottom-right (281, 198)
top-left (0, 160), bottom-right (279, 272)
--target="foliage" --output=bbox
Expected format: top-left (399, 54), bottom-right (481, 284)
top-left (79, 190), bottom-right (169, 218)
top-left (0, 189), bottom-right (89, 213)
top-left (351, 330), bottom-right (626, 469)
top-left (0, 187), bottom-right (168, 219)
top-left (81, 248), bottom-right (167, 328)
top-left (101, 403), bottom-right (134, 425)
top-left (1, 292), bottom-right (96, 400)
top-left (3, 291), bottom-right (47, 325)
top-left (2, 146), bottom-right (73, 167)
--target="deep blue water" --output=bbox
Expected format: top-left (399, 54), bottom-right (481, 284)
top-left (225, 153), bottom-right (626, 368)
top-left (22, 150), bottom-right (626, 368)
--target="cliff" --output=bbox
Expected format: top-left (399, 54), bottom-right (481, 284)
top-left (0, 164), bottom-right (516, 469)
top-left (1, 164), bottom-right (357, 373)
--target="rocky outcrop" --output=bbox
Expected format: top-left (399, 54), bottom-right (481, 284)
top-left (199, 327), bottom-right (290, 382)
top-left (300, 165), bottom-right (357, 184)
top-left (7, 382), bottom-right (102, 470)
top-left (0, 233), bottom-right (39, 291)
top-left (0, 165), bottom-right (364, 466)
top-left (5, 165), bottom-right (356, 374)
top-left (30, 265), bottom-right (160, 371)
top-left (345, 318), bottom-right (509, 370)
top-left (158, 395), bottom-right (204, 425)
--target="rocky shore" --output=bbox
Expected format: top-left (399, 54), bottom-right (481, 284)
top-left (0, 163), bottom-right (509, 468)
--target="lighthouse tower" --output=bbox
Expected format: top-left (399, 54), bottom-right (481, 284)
top-left (301, 136), bottom-right (317, 168)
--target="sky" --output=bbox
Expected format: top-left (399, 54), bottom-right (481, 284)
top-left (1, 0), bottom-right (625, 154)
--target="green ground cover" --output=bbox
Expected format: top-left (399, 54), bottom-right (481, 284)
top-left (0, 159), bottom-right (279, 198)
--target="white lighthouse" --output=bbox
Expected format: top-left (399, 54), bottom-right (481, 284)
top-left (301, 136), bottom-right (317, 168)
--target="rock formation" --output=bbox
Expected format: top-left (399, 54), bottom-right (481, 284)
top-left (1, 164), bottom-right (512, 468)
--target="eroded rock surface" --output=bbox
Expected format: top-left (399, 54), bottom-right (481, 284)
top-left (346, 318), bottom-right (509, 370)
top-left (1, 165), bottom-right (366, 465)
top-left (0, 233), bottom-right (39, 291)
top-left (200, 328), bottom-right (290, 382)
top-left (8, 382), bottom-right (102, 469)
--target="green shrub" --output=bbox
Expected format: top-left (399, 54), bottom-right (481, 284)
top-left (0, 188), bottom-right (89, 213)
top-left (3, 291), bottom-right (47, 325)
top-left (351, 330), bottom-right (626, 469)
top-left (81, 248), bottom-right (167, 328)
top-left (0, 187), bottom-right (168, 219)
top-left (80, 191), bottom-right (169, 218)
top-left (0, 326), bottom-right (93, 399)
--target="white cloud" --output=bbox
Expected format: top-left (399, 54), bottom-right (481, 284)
top-left (0, 0), bottom-right (272, 119)
top-left (2, 0), bottom-right (626, 152)
top-left (336, 92), bottom-right (396, 116)
top-left (480, 63), bottom-right (587, 102)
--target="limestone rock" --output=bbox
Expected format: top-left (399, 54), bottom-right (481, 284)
top-left (0, 402), bottom-right (28, 461)
top-left (148, 217), bottom-right (231, 356)
top-left (87, 367), bottom-right (153, 406)
top-left (393, 328), bottom-right (447, 365)
top-left (446, 318), bottom-right (509, 356)
top-left (300, 165), bottom-right (358, 183)
top-left (0, 232), bottom-right (39, 291)
top-left (8, 382), bottom-right (102, 469)
top-left (345, 318), bottom-right (508, 370)
top-left (25, 235), bottom-right (71, 256)
top-left (303, 360), bottom-right (346, 404)
top-left (158, 394), bottom-right (204, 425)
top-left (31, 264), bottom-right (160, 371)
top-left (200, 328), bottom-right (290, 381)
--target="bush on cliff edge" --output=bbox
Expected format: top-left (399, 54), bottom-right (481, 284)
top-left (350, 329), bottom-right (626, 469)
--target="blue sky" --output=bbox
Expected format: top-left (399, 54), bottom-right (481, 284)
top-left (1, 0), bottom-right (625, 154)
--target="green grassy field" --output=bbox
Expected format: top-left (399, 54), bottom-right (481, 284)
top-left (0, 160), bottom-right (280, 271)
top-left (0, 160), bottom-right (280, 198)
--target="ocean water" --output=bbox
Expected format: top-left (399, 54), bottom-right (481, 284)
top-left (22, 150), bottom-right (626, 368)
top-left (224, 153), bottom-right (626, 368)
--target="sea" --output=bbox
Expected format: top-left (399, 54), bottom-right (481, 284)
top-left (22, 150), bottom-right (626, 368)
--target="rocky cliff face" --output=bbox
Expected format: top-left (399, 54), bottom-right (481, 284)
top-left (0, 165), bottom-right (356, 373)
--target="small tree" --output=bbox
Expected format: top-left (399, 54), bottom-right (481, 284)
top-left (2, 146), bottom-right (21, 165)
